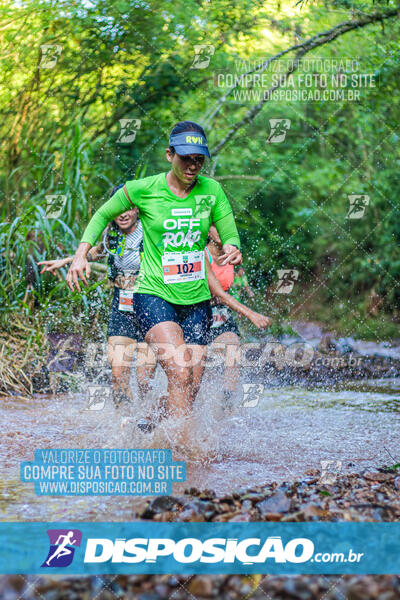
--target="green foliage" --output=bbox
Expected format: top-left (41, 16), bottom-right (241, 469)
top-left (1, 0), bottom-right (399, 339)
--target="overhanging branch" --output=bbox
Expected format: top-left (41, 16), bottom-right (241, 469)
top-left (210, 7), bottom-right (399, 157)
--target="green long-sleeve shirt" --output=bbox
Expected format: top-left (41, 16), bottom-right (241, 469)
top-left (81, 172), bottom-right (240, 305)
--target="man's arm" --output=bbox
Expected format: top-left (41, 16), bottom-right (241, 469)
top-left (205, 254), bottom-right (271, 329)
top-left (213, 212), bottom-right (242, 266)
top-left (38, 240), bottom-right (105, 277)
top-left (67, 187), bottom-right (132, 291)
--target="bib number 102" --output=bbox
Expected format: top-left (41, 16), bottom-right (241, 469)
top-left (177, 262), bottom-right (194, 274)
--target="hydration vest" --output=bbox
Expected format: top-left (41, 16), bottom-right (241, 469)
top-left (103, 227), bottom-right (143, 282)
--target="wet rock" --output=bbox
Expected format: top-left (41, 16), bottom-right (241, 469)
top-left (205, 510), bottom-right (216, 520)
top-left (282, 502), bottom-right (327, 521)
top-left (213, 512), bottom-right (241, 522)
top-left (152, 511), bottom-right (175, 522)
top-left (229, 513), bottom-right (251, 522)
top-left (346, 578), bottom-right (382, 600)
top-left (174, 495), bottom-right (195, 507)
top-left (185, 486), bottom-right (201, 495)
top-left (262, 512), bottom-right (284, 521)
top-left (187, 576), bottom-right (214, 597)
top-left (178, 508), bottom-right (206, 522)
top-left (335, 337), bottom-right (355, 355)
top-left (241, 492), bottom-right (267, 502)
top-left (141, 496), bottom-right (182, 518)
top-left (226, 575), bottom-right (243, 590)
top-left (283, 578), bottom-right (314, 599)
top-left (257, 490), bottom-right (291, 515)
top-left (363, 471), bottom-right (394, 482)
top-left (185, 499), bottom-right (217, 515)
top-left (154, 584), bottom-right (170, 597)
top-left (199, 489), bottom-right (216, 499)
top-left (219, 494), bottom-right (236, 503)
top-left (1, 575), bottom-right (25, 593)
top-left (239, 582), bottom-right (253, 595)
top-left (241, 500), bottom-right (252, 511)
top-left (318, 333), bottom-right (337, 353)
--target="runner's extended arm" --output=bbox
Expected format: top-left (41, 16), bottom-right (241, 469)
top-left (205, 254), bottom-right (271, 329)
top-left (81, 187), bottom-right (132, 246)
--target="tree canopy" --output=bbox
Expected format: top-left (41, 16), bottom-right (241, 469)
top-left (1, 0), bottom-right (399, 339)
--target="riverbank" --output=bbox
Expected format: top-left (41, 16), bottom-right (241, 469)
top-left (1, 464), bottom-right (399, 599)
top-left (2, 322), bottom-right (400, 399)
top-left (138, 464), bottom-right (400, 524)
top-left (2, 572), bottom-right (399, 599)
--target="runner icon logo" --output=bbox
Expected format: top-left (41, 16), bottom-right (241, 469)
top-left (117, 119), bottom-right (142, 143)
top-left (346, 194), bottom-right (369, 219)
top-left (190, 45), bottom-right (215, 69)
top-left (193, 194), bottom-right (216, 219)
top-left (267, 118), bottom-right (291, 143)
top-left (86, 385), bottom-right (112, 411)
top-left (39, 44), bottom-right (63, 69)
top-left (274, 269), bottom-right (299, 294)
top-left (42, 529), bottom-right (82, 568)
top-left (45, 194), bottom-right (67, 219)
top-left (241, 383), bottom-right (265, 408)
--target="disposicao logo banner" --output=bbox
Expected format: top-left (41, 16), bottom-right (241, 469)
top-left (0, 522), bottom-right (399, 574)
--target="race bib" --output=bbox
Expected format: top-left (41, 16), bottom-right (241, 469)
top-left (211, 305), bottom-right (230, 328)
top-left (162, 251), bottom-right (205, 285)
top-left (118, 289), bottom-right (134, 312)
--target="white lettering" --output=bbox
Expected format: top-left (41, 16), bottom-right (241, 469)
top-left (284, 538), bottom-right (314, 563)
top-left (83, 536), bottom-right (317, 565)
top-left (84, 539), bottom-right (114, 563)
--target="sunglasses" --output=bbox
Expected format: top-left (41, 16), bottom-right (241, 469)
top-left (177, 154), bottom-right (205, 167)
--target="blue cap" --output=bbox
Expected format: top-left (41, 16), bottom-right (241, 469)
top-left (169, 131), bottom-right (210, 158)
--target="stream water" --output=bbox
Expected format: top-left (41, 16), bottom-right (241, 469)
top-left (1, 374), bottom-right (399, 521)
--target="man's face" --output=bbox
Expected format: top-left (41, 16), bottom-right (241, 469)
top-left (114, 208), bottom-right (138, 232)
top-left (166, 149), bottom-right (205, 185)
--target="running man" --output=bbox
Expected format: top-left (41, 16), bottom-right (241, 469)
top-left (46, 531), bottom-right (77, 566)
top-left (66, 121), bottom-right (242, 426)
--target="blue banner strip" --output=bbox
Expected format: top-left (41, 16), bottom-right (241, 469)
top-left (0, 522), bottom-right (399, 574)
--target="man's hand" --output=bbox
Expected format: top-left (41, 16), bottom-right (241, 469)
top-left (66, 243), bottom-right (92, 292)
top-left (66, 257), bottom-right (91, 292)
top-left (248, 311), bottom-right (271, 329)
top-left (38, 257), bottom-right (72, 275)
top-left (220, 244), bottom-right (242, 266)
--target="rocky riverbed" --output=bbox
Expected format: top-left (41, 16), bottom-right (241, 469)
top-left (1, 465), bottom-right (399, 599)
top-left (138, 465), bottom-right (400, 524)
top-left (1, 572), bottom-right (399, 599)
